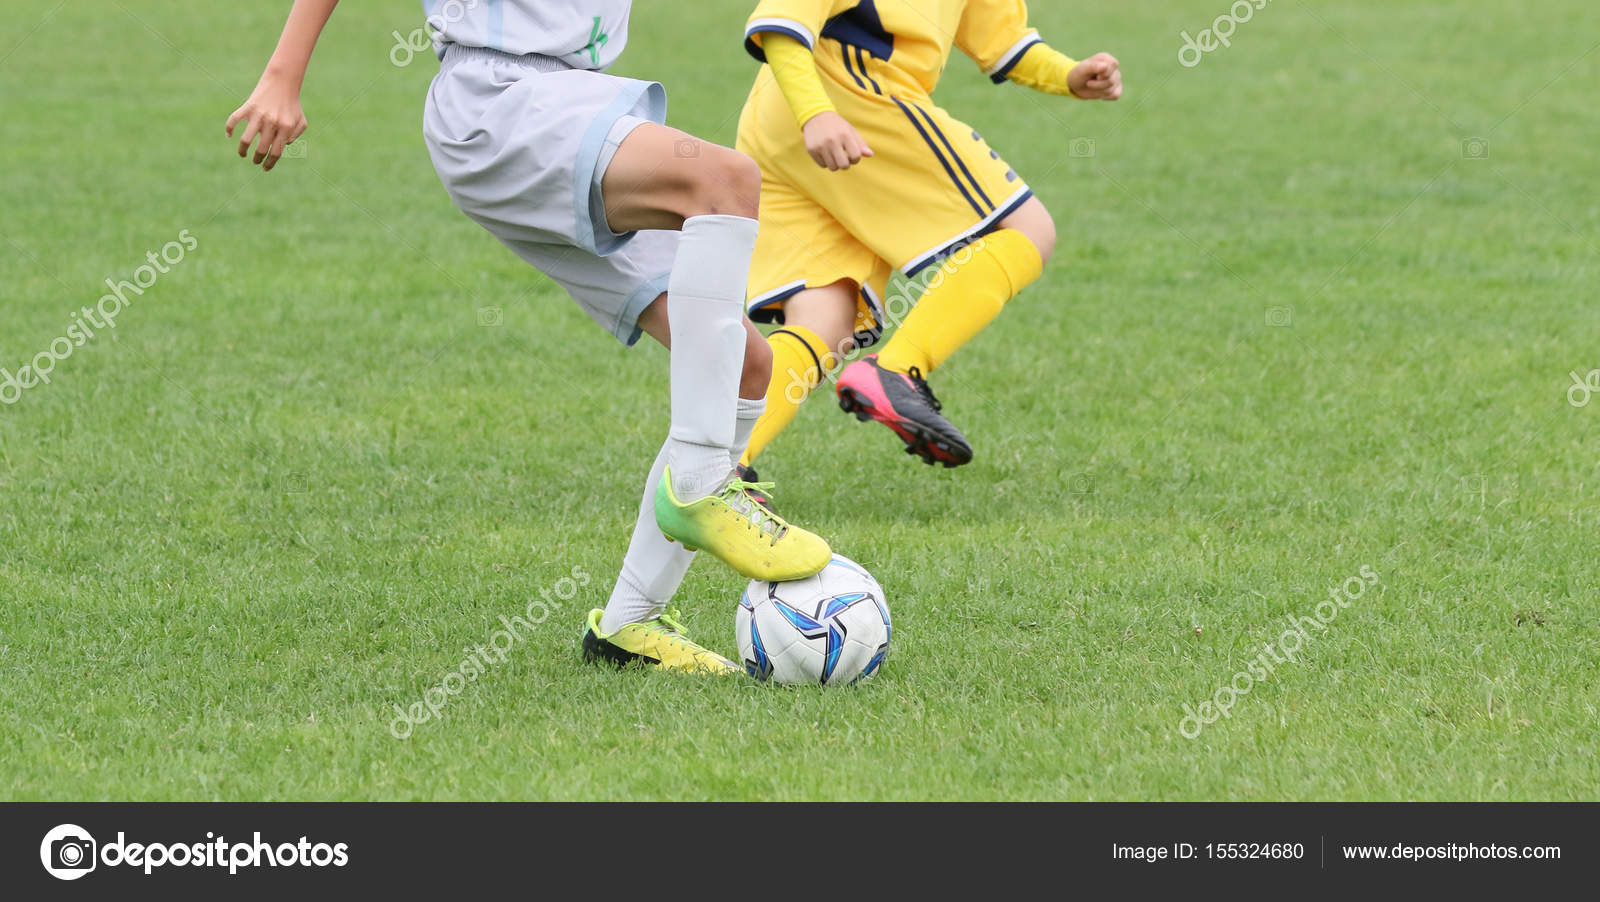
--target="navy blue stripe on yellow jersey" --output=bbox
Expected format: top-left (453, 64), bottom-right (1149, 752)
top-left (744, 16), bottom-right (816, 60)
top-left (891, 95), bottom-right (986, 218)
top-left (744, 0), bottom-right (1042, 96)
top-left (901, 186), bottom-right (1033, 277)
top-left (853, 46), bottom-right (883, 94)
top-left (838, 44), bottom-right (868, 91)
top-left (819, 1), bottom-right (893, 61)
top-left (985, 34), bottom-right (1044, 82)
top-left (908, 100), bottom-right (992, 210)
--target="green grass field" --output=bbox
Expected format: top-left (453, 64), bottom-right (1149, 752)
top-left (2, 0), bottom-right (1597, 801)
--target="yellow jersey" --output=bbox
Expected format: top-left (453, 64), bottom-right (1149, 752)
top-left (743, 0), bottom-right (1043, 97)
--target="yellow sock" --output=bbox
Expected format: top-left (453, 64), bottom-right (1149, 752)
top-left (875, 229), bottom-right (1044, 375)
top-left (740, 325), bottom-right (838, 466)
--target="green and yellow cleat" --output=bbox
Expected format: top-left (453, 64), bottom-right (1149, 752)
top-left (580, 608), bottom-right (739, 674)
top-left (654, 467), bottom-right (830, 581)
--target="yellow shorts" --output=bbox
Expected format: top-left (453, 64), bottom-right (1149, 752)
top-left (736, 39), bottom-right (1033, 347)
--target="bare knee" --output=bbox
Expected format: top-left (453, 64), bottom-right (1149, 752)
top-left (1000, 198), bottom-right (1057, 265)
top-left (784, 281), bottom-right (862, 361)
top-left (684, 145), bottom-right (762, 220)
top-left (1032, 210), bottom-right (1057, 265)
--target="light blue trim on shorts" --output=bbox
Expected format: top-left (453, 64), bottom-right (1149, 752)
top-left (573, 79), bottom-right (667, 257)
top-left (486, 0), bottom-right (504, 51)
top-left (617, 270), bottom-right (671, 347)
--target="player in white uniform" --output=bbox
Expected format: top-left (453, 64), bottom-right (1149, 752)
top-left (225, 0), bottom-right (831, 672)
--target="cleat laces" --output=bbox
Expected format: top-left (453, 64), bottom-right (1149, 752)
top-left (719, 477), bottom-right (786, 545)
top-left (905, 366), bottom-right (943, 412)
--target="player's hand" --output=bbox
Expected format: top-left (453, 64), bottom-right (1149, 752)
top-left (802, 112), bottom-right (874, 171)
top-left (1068, 53), bottom-right (1122, 101)
top-left (225, 73), bottom-right (309, 172)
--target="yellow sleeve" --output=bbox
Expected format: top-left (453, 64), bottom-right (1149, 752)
top-left (744, 0), bottom-right (836, 62)
top-left (765, 34), bottom-right (836, 127)
top-left (1003, 43), bottom-right (1078, 96)
top-left (954, 0), bottom-right (1042, 83)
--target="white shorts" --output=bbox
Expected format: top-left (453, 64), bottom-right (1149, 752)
top-left (423, 43), bottom-right (678, 346)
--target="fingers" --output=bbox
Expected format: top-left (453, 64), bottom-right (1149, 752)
top-left (236, 117), bottom-right (261, 158)
top-left (1082, 54), bottom-right (1123, 101)
top-left (849, 132), bottom-right (873, 162)
top-left (808, 124), bottom-right (873, 171)
top-left (812, 139), bottom-right (848, 170)
top-left (267, 117), bottom-right (309, 170)
top-left (253, 122), bottom-right (280, 166)
top-left (832, 140), bottom-right (872, 170)
top-left (229, 105), bottom-right (307, 170)
top-left (826, 142), bottom-right (850, 171)
top-left (262, 134), bottom-right (288, 172)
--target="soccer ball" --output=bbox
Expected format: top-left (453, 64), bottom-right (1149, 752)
top-left (737, 554), bottom-right (891, 685)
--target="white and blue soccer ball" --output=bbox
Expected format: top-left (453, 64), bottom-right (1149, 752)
top-left (737, 554), bottom-right (891, 686)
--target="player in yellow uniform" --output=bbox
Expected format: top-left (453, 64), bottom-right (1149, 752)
top-left (733, 0), bottom-right (1121, 477)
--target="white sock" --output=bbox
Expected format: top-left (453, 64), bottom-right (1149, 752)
top-left (598, 397), bottom-right (765, 635)
top-left (600, 440), bottom-right (696, 635)
top-left (731, 396), bottom-right (765, 469)
top-left (664, 214), bottom-right (758, 501)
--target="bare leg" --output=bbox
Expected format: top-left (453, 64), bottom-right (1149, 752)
top-left (995, 195), bottom-right (1057, 264)
top-left (601, 124), bottom-right (760, 231)
top-left (737, 280), bottom-right (862, 467)
top-left (783, 280), bottom-right (862, 362)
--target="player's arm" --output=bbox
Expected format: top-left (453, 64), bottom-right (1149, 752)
top-left (764, 34), bottom-right (873, 171)
top-left (225, 0), bottom-right (340, 172)
top-left (1009, 46), bottom-right (1122, 101)
top-left (957, 0), bottom-right (1121, 101)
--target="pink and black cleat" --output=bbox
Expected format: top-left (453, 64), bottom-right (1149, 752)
top-left (836, 355), bottom-right (974, 467)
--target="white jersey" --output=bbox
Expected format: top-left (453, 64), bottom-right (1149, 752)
top-left (423, 0), bottom-right (632, 69)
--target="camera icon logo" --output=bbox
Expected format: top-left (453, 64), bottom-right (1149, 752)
top-left (1265, 305), bottom-right (1293, 327)
top-left (1068, 137), bottom-right (1096, 158)
top-left (40, 824), bottom-right (96, 880)
top-left (1461, 137), bottom-right (1489, 159)
top-left (673, 138), bottom-right (701, 159)
top-left (476, 305), bottom-right (504, 327)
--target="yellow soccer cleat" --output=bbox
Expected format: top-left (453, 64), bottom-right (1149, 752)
top-left (580, 608), bottom-right (740, 674)
top-left (654, 467), bottom-right (830, 581)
